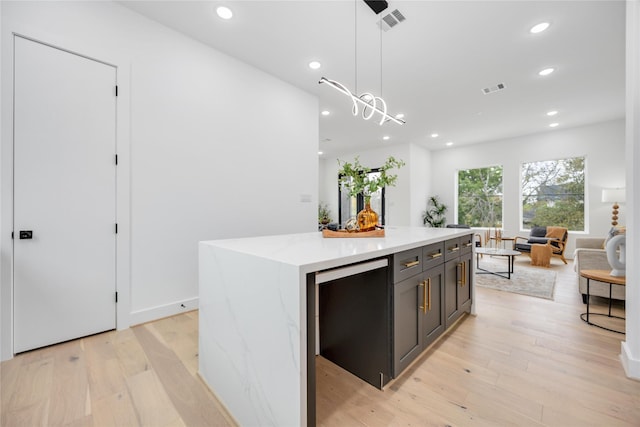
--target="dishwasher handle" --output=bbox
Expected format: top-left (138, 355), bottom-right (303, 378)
top-left (315, 258), bottom-right (389, 284)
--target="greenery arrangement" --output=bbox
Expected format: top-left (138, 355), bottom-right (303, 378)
top-left (423, 195), bottom-right (447, 227)
top-left (337, 156), bottom-right (405, 201)
top-left (318, 202), bottom-right (332, 224)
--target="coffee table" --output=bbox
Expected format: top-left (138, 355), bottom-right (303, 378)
top-left (579, 269), bottom-right (625, 334)
top-left (475, 248), bottom-right (521, 279)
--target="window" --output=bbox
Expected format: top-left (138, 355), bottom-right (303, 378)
top-left (521, 156), bottom-right (585, 231)
top-left (457, 166), bottom-right (503, 227)
top-left (338, 170), bottom-right (385, 226)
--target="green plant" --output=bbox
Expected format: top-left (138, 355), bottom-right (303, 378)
top-left (337, 156), bottom-right (405, 201)
top-left (318, 202), bottom-right (332, 224)
top-left (423, 195), bottom-right (447, 227)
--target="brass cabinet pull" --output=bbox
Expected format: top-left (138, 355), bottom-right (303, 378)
top-left (403, 260), bottom-right (420, 268)
top-left (449, 246), bottom-right (460, 252)
top-left (461, 261), bottom-right (467, 286)
top-left (457, 262), bottom-right (463, 285)
top-left (464, 242), bottom-right (473, 248)
top-left (429, 252), bottom-right (443, 259)
top-left (427, 277), bottom-right (432, 311)
top-left (419, 280), bottom-right (426, 312)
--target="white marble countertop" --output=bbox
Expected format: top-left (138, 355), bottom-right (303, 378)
top-left (200, 226), bottom-right (472, 273)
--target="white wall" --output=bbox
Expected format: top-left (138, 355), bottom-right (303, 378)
top-left (1, 1), bottom-right (318, 359)
top-left (622, 0), bottom-right (640, 380)
top-left (319, 143), bottom-right (429, 227)
top-left (429, 119), bottom-right (625, 256)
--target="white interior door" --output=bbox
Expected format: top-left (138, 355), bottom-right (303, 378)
top-left (13, 36), bottom-right (117, 353)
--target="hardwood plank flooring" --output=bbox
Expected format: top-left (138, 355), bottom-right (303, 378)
top-left (1, 259), bottom-right (639, 426)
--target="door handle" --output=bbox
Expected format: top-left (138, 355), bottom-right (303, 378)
top-left (19, 230), bottom-right (33, 239)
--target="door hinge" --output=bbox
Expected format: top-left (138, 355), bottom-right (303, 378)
top-left (115, 85), bottom-right (118, 97)
top-left (11, 231), bottom-right (14, 240)
top-left (115, 154), bottom-right (118, 165)
top-left (115, 223), bottom-right (118, 234)
top-left (115, 292), bottom-right (118, 303)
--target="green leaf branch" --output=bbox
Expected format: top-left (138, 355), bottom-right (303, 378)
top-left (338, 156), bottom-right (405, 199)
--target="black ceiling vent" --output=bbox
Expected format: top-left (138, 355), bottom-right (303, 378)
top-left (363, 0), bottom-right (389, 15)
top-left (379, 9), bottom-right (406, 31)
top-left (482, 83), bottom-right (506, 95)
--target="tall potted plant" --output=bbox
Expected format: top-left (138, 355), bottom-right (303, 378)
top-left (423, 195), bottom-right (447, 227)
top-left (338, 156), bottom-right (405, 231)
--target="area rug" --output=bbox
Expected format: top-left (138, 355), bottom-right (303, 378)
top-left (475, 258), bottom-right (557, 300)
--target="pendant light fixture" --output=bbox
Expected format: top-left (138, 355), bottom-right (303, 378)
top-left (319, 0), bottom-right (405, 126)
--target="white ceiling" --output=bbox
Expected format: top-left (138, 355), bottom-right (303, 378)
top-left (119, 0), bottom-right (626, 157)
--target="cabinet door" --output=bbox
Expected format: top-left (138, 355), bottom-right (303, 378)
top-left (393, 273), bottom-right (423, 377)
top-left (444, 258), bottom-right (460, 328)
top-left (422, 264), bottom-right (445, 348)
top-left (458, 253), bottom-right (472, 311)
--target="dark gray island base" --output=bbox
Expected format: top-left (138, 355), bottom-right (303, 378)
top-left (308, 233), bottom-right (474, 425)
top-left (199, 227), bottom-right (475, 427)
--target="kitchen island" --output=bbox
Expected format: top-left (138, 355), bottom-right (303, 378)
top-left (199, 226), bottom-right (475, 426)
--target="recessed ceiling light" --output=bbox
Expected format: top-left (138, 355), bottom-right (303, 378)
top-left (431, 133), bottom-right (439, 138)
top-left (549, 122), bottom-right (559, 128)
top-left (308, 61), bottom-right (321, 70)
top-left (216, 6), bottom-right (233, 20)
top-left (530, 22), bottom-right (550, 34)
top-left (383, 136), bottom-right (390, 140)
top-left (321, 110), bottom-right (330, 116)
top-left (395, 113), bottom-right (405, 119)
top-left (538, 67), bottom-right (555, 76)
top-left (446, 141), bottom-right (454, 146)
top-left (318, 151), bottom-right (324, 155)
top-left (547, 110), bottom-right (558, 116)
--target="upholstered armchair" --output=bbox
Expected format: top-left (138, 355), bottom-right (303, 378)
top-left (574, 237), bottom-right (625, 303)
top-left (513, 226), bottom-right (569, 264)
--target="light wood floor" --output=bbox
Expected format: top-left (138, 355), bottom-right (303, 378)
top-left (2, 259), bottom-right (639, 426)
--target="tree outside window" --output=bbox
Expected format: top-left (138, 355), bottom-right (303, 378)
top-left (521, 157), bottom-right (585, 231)
top-left (457, 166), bottom-right (503, 227)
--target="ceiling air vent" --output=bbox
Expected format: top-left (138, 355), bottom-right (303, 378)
top-left (482, 83), bottom-right (506, 95)
top-left (378, 9), bottom-right (406, 32)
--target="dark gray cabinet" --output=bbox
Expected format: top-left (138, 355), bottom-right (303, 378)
top-left (394, 234), bottom-right (473, 377)
top-left (444, 236), bottom-right (473, 328)
top-left (444, 257), bottom-right (460, 327)
top-left (458, 252), bottom-right (472, 311)
top-left (393, 241), bottom-right (447, 377)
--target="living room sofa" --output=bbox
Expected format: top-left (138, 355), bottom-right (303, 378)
top-left (574, 237), bottom-right (625, 303)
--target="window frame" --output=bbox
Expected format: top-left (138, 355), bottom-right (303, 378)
top-left (519, 156), bottom-right (587, 233)
top-left (455, 164), bottom-right (504, 228)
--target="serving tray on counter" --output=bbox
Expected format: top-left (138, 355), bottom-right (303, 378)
top-left (321, 229), bottom-right (385, 238)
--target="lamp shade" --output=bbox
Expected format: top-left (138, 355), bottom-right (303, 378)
top-left (602, 188), bottom-right (626, 203)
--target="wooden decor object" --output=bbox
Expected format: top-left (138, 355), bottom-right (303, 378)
top-left (322, 229), bottom-right (385, 238)
top-left (611, 202), bottom-right (619, 226)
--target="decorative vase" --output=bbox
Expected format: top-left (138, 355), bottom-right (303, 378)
top-left (606, 234), bottom-right (626, 277)
top-left (357, 197), bottom-right (379, 232)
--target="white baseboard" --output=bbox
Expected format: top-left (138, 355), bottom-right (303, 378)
top-left (620, 342), bottom-right (640, 380)
top-left (129, 297), bottom-right (199, 326)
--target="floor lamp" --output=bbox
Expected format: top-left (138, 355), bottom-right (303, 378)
top-left (602, 188), bottom-right (626, 226)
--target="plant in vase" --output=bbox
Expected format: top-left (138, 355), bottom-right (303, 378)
top-left (318, 202), bottom-right (332, 225)
top-left (337, 156), bottom-right (405, 232)
top-left (422, 195), bottom-right (447, 228)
